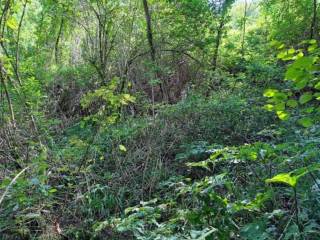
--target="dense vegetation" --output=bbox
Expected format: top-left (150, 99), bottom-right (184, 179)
top-left (1, 0), bottom-right (320, 239)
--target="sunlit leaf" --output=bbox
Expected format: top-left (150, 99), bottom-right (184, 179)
top-left (263, 89), bottom-right (278, 97)
top-left (276, 111), bottom-right (289, 120)
top-left (263, 104), bottom-right (274, 111)
top-left (266, 164), bottom-right (320, 188)
top-left (266, 173), bottom-right (298, 187)
top-left (6, 18), bottom-right (18, 30)
top-left (119, 145), bottom-right (127, 152)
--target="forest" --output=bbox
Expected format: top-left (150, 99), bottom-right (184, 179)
top-left (1, 0), bottom-right (320, 239)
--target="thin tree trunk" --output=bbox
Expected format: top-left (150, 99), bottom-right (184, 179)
top-left (240, 0), bottom-right (247, 58)
top-left (310, 0), bottom-right (318, 39)
top-left (212, 19), bottom-right (224, 71)
top-left (55, 17), bottom-right (64, 64)
top-left (142, 0), bottom-right (165, 101)
top-left (142, 0), bottom-right (156, 62)
top-left (15, 0), bottom-right (27, 86)
top-left (0, 71), bottom-right (15, 124)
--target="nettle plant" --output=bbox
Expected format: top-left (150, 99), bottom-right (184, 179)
top-left (264, 39), bottom-right (320, 127)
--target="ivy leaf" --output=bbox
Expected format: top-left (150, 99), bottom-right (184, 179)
top-left (299, 93), bottom-right (313, 104)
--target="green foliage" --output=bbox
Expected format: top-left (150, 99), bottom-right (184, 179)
top-left (94, 138), bottom-right (320, 239)
top-left (81, 77), bottom-right (135, 124)
top-left (3, 0), bottom-right (320, 239)
top-left (264, 40), bottom-right (320, 127)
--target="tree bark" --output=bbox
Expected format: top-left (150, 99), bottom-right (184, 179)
top-left (0, 69), bottom-right (15, 124)
top-left (240, 0), bottom-right (247, 58)
top-left (142, 0), bottom-right (156, 62)
top-left (142, 0), bottom-right (165, 102)
top-left (15, 0), bottom-right (28, 85)
top-left (212, 19), bottom-right (224, 71)
top-left (310, 0), bottom-right (318, 40)
top-left (55, 16), bottom-right (64, 64)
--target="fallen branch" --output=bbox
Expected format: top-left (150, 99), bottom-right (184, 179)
top-left (0, 166), bottom-right (30, 206)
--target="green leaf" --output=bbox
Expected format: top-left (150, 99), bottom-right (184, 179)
top-left (291, 56), bottom-right (315, 70)
top-left (186, 160), bottom-right (210, 171)
top-left (286, 99), bottom-right (298, 108)
top-left (276, 111), bottom-right (289, 120)
top-left (49, 188), bottom-right (57, 193)
top-left (274, 102), bottom-right (285, 111)
top-left (288, 48), bottom-right (295, 54)
top-left (285, 67), bottom-right (303, 81)
top-left (266, 173), bottom-right (298, 187)
top-left (6, 18), bottom-right (18, 30)
top-left (273, 92), bottom-right (288, 102)
top-left (263, 104), bottom-right (274, 111)
top-left (295, 79), bottom-right (308, 90)
top-left (299, 93), bottom-right (313, 104)
top-left (266, 164), bottom-right (320, 188)
top-left (314, 92), bottom-right (320, 100)
top-left (298, 117), bottom-right (314, 128)
top-left (314, 82), bottom-right (320, 90)
top-left (119, 145), bottom-right (127, 152)
top-left (263, 89), bottom-right (278, 97)
top-left (308, 45), bottom-right (317, 53)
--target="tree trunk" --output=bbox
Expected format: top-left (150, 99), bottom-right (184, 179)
top-left (240, 0), bottom-right (247, 58)
top-left (310, 0), bottom-right (318, 40)
top-left (142, 0), bottom-right (165, 101)
top-left (0, 71), bottom-right (15, 124)
top-left (212, 19), bottom-right (224, 71)
top-left (142, 0), bottom-right (156, 62)
top-left (15, 0), bottom-right (28, 86)
top-left (55, 17), bottom-right (64, 64)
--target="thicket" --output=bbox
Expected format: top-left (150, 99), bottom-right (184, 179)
top-left (1, 0), bottom-right (320, 239)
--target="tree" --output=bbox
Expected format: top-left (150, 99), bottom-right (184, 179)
top-left (210, 0), bottom-right (235, 70)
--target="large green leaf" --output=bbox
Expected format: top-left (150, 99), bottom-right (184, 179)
top-left (266, 164), bottom-right (320, 188)
top-left (291, 56), bottom-right (316, 70)
top-left (266, 173), bottom-right (298, 187)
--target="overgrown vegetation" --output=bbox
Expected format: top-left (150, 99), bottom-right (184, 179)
top-left (1, 0), bottom-right (320, 239)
